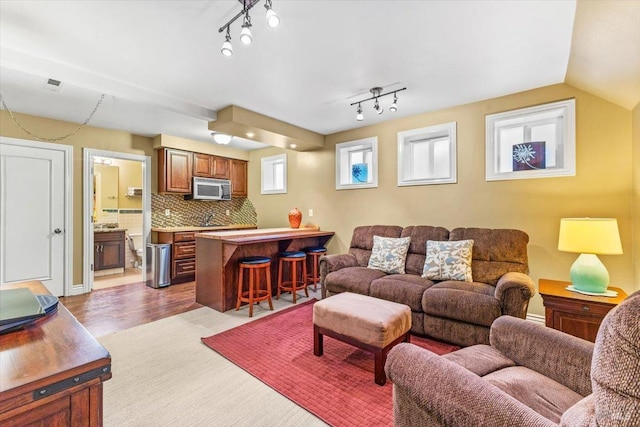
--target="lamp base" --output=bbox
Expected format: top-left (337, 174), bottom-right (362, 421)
top-left (570, 253), bottom-right (610, 294)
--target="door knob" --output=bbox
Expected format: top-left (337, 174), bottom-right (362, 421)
top-left (54, 228), bottom-right (62, 234)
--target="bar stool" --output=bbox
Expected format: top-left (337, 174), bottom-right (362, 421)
top-left (303, 246), bottom-right (327, 291)
top-left (236, 256), bottom-right (273, 317)
top-left (277, 251), bottom-right (308, 304)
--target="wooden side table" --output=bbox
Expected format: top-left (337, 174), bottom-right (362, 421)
top-left (539, 278), bottom-right (628, 342)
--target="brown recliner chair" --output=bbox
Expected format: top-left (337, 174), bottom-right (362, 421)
top-left (385, 290), bottom-right (640, 426)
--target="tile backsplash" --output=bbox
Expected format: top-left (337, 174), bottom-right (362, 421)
top-left (151, 194), bottom-right (257, 227)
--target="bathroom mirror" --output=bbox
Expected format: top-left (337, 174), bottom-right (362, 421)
top-left (94, 164), bottom-right (119, 222)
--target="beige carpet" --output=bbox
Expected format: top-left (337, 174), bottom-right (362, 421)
top-left (98, 290), bottom-right (329, 427)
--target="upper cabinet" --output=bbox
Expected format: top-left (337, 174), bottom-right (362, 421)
top-left (193, 153), bottom-right (230, 180)
top-left (158, 148), bottom-right (246, 197)
top-left (212, 156), bottom-right (230, 179)
top-left (158, 148), bottom-right (192, 194)
top-left (230, 159), bottom-right (247, 197)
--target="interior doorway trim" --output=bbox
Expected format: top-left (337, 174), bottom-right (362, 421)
top-left (83, 149), bottom-right (151, 294)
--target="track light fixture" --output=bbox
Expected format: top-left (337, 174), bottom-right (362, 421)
top-left (221, 27), bottom-right (233, 57)
top-left (350, 87), bottom-right (407, 121)
top-left (219, 0), bottom-right (280, 57)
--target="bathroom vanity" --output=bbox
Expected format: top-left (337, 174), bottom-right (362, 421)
top-left (94, 229), bottom-right (126, 271)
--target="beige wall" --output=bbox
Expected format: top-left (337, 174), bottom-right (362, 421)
top-left (249, 83), bottom-right (636, 316)
top-left (1, 111), bottom-right (156, 285)
top-left (633, 102), bottom-right (640, 292)
top-left (111, 158), bottom-right (143, 210)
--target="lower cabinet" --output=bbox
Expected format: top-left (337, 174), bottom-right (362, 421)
top-left (154, 231), bottom-right (196, 284)
top-left (94, 231), bottom-right (125, 271)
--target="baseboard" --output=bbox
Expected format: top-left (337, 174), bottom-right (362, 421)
top-left (526, 313), bottom-right (545, 325)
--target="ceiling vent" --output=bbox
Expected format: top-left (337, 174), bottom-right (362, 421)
top-left (44, 78), bottom-right (63, 92)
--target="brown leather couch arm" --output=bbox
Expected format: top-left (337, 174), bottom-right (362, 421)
top-left (385, 343), bottom-right (556, 427)
top-left (495, 271), bottom-right (536, 318)
top-left (490, 316), bottom-right (594, 396)
top-left (319, 253), bottom-right (358, 298)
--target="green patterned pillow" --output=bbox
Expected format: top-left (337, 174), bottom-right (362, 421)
top-left (367, 235), bottom-right (411, 274)
top-left (422, 239), bottom-right (474, 282)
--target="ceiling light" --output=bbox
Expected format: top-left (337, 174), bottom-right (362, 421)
top-left (389, 93), bottom-right (398, 112)
top-left (289, 143), bottom-right (297, 149)
top-left (264, 0), bottom-right (280, 28)
top-left (221, 27), bottom-right (233, 57)
top-left (246, 132), bottom-right (255, 138)
top-left (239, 13), bottom-right (253, 45)
top-left (218, 1), bottom-right (280, 57)
top-left (351, 87), bottom-right (407, 122)
top-left (212, 132), bottom-right (232, 145)
top-left (374, 98), bottom-right (383, 115)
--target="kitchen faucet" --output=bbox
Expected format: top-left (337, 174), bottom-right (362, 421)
top-left (203, 213), bottom-right (214, 226)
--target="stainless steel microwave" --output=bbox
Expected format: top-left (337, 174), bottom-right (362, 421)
top-left (185, 177), bottom-right (231, 201)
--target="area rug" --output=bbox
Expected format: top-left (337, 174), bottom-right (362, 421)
top-left (201, 299), bottom-right (460, 427)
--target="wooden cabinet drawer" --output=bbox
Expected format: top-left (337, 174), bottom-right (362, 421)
top-left (174, 259), bottom-right (196, 277)
top-left (174, 241), bottom-right (196, 259)
top-left (174, 232), bottom-right (195, 242)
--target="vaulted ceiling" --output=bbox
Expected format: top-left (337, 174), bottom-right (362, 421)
top-left (1, 1), bottom-right (638, 150)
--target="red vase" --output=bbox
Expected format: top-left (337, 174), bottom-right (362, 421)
top-left (288, 207), bottom-right (302, 229)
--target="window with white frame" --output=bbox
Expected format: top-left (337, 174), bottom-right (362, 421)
top-left (261, 153), bottom-right (287, 194)
top-left (397, 122), bottom-right (457, 186)
top-left (335, 137), bottom-right (378, 190)
top-left (486, 99), bottom-right (575, 181)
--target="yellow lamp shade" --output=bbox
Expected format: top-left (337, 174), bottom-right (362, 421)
top-left (558, 218), bottom-right (623, 255)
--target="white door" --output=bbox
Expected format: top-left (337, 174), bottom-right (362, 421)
top-left (0, 140), bottom-right (68, 296)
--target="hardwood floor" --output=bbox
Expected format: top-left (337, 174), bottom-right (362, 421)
top-left (60, 281), bottom-right (201, 337)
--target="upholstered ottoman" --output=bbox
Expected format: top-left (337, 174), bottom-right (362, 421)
top-left (313, 292), bottom-right (411, 385)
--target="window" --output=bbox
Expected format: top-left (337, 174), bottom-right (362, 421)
top-left (261, 154), bottom-right (287, 194)
top-left (335, 137), bottom-right (378, 190)
top-left (397, 122), bottom-right (457, 186)
top-left (486, 99), bottom-right (575, 181)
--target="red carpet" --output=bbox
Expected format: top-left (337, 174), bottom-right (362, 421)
top-left (201, 299), bottom-right (460, 427)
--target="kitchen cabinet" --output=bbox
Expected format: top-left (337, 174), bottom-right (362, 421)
top-left (193, 154), bottom-right (230, 179)
top-left (230, 159), bottom-right (247, 197)
top-left (212, 156), bottom-right (230, 179)
top-left (158, 148), bottom-right (192, 193)
top-left (94, 230), bottom-right (125, 271)
top-left (155, 231), bottom-right (197, 284)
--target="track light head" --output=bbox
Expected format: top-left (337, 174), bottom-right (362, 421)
top-left (389, 93), bottom-right (398, 112)
top-left (373, 98), bottom-right (383, 115)
top-left (356, 103), bottom-right (363, 121)
top-left (264, 0), bottom-right (280, 28)
top-left (240, 13), bottom-right (253, 45)
top-left (221, 28), bottom-right (233, 57)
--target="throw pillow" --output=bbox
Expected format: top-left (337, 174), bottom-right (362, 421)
top-left (422, 239), bottom-right (474, 282)
top-left (367, 235), bottom-right (411, 274)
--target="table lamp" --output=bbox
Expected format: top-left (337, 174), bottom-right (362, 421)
top-left (557, 218), bottom-right (623, 294)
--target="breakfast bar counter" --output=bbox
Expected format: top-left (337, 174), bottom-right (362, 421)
top-left (195, 227), bottom-right (334, 312)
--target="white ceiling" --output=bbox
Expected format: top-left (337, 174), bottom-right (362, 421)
top-left (0, 1), bottom-right (638, 151)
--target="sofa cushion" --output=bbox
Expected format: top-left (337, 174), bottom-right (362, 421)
top-left (422, 239), bottom-right (474, 282)
top-left (370, 274), bottom-right (435, 311)
top-left (422, 281), bottom-right (501, 327)
top-left (348, 225), bottom-right (403, 266)
top-left (444, 344), bottom-right (516, 377)
top-left (400, 226), bottom-right (450, 275)
top-left (484, 366), bottom-right (584, 424)
top-left (449, 228), bottom-right (529, 285)
top-left (367, 235), bottom-right (411, 274)
top-left (324, 266), bottom-right (387, 296)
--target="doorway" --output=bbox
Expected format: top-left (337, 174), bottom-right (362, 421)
top-left (83, 149), bottom-right (151, 292)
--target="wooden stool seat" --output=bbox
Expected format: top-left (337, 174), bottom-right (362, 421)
top-left (277, 251), bottom-right (308, 304)
top-left (236, 256), bottom-right (273, 317)
top-left (303, 246), bottom-right (327, 291)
